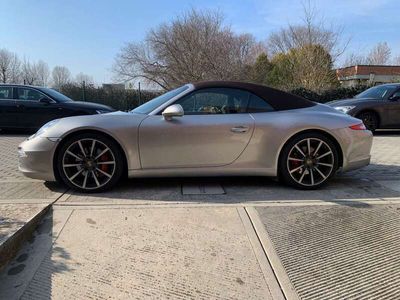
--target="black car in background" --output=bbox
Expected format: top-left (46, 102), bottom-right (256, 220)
top-left (0, 85), bottom-right (114, 130)
top-left (328, 83), bottom-right (400, 132)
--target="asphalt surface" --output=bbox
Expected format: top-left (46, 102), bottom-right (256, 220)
top-left (0, 131), bottom-right (400, 299)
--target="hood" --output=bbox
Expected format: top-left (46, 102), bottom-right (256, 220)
top-left (42, 110), bottom-right (147, 138)
top-left (326, 97), bottom-right (378, 107)
top-left (64, 100), bottom-right (115, 111)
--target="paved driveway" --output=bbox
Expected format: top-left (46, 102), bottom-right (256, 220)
top-left (1, 132), bottom-right (400, 190)
top-left (1, 132), bottom-right (400, 299)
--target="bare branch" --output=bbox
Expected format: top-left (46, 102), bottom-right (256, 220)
top-left (113, 9), bottom-right (262, 90)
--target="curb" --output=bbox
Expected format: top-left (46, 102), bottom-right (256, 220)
top-left (0, 205), bottom-right (51, 271)
top-left (0, 191), bottom-right (69, 271)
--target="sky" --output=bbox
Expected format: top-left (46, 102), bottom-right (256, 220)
top-left (1, 0), bottom-right (399, 84)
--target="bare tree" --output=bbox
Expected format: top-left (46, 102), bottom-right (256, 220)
top-left (366, 42), bottom-right (391, 65)
top-left (0, 49), bottom-right (21, 83)
top-left (52, 66), bottom-right (71, 89)
top-left (113, 9), bottom-right (263, 89)
top-left (394, 55), bottom-right (400, 65)
top-left (21, 59), bottom-right (40, 85)
top-left (75, 72), bottom-right (94, 85)
top-left (267, 1), bottom-right (348, 63)
top-left (343, 53), bottom-right (367, 66)
top-left (35, 60), bottom-right (50, 86)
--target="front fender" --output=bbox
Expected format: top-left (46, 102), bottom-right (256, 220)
top-left (43, 113), bottom-right (147, 170)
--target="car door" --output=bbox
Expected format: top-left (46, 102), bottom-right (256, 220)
top-left (138, 88), bottom-right (255, 169)
top-left (387, 89), bottom-right (400, 128)
top-left (15, 87), bottom-right (61, 129)
top-left (0, 86), bottom-right (17, 129)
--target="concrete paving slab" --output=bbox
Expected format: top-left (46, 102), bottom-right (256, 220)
top-left (3, 207), bottom-right (276, 299)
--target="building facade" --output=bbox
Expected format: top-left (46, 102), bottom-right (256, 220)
top-left (336, 65), bottom-right (400, 87)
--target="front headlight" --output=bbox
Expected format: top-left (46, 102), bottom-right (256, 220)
top-left (30, 119), bottom-right (60, 139)
top-left (334, 106), bottom-right (355, 114)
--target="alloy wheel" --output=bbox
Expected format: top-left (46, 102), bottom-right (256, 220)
top-left (358, 112), bottom-right (377, 132)
top-left (62, 138), bottom-right (116, 190)
top-left (286, 138), bottom-right (335, 187)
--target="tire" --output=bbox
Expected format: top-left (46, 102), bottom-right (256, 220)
top-left (279, 133), bottom-right (339, 190)
top-left (356, 111), bottom-right (378, 132)
top-left (56, 132), bottom-right (124, 193)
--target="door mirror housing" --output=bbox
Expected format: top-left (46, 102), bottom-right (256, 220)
top-left (389, 95), bottom-right (400, 101)
top-left (39, 97), bottom-right (53, 104)
top-left (162, 104), bottom-right (184, 120)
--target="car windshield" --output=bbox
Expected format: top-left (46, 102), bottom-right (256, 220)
top-left (131, 85), bottom-right (189, 114)
top-left (39, 87), bottom-right (73, 102)
top-left (355, 85), bottom-right (397, 99)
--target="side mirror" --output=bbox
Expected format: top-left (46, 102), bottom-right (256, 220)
top-left (389, 95), bottom-right (400, 101)
top-left (162, 104), bottom-right (184, 121)
top-left (39, 97), bottom-right (53, 104)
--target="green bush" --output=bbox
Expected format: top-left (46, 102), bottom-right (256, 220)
top-left (290, 86), bottom-right (368, 103)
top-left (59, 84), bottom-right (160, 111)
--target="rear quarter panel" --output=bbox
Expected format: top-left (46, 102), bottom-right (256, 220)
top-left (232, 105), bottom-right (364, 175)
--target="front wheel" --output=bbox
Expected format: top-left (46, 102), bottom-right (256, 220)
top-left (56, 133), bottom-right (124, 193)
top-left (279, 133), bottom-right (339, 190)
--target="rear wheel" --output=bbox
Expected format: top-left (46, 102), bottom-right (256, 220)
top-left (357, 111), bottom-right (378, 132)
top-left (56, 133), bottom-right (124, 192)
top-left (279, 133), bottom-right (339, 190)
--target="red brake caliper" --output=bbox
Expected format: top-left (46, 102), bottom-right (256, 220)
top-left (99, 153), bottom-right (109, 174)
top-left (290, 160), bottom-right (301, 170)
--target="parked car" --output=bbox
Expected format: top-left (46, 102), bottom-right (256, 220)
top-left (0, 84), bottom-right (115, 130)
top-left (327, 83), bottom-right (400, 132)
top-left (18, 81), bottom-right (372, 192)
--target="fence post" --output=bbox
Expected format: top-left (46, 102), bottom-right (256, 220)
top-left (138, 82), bottom-right (141, 106)
top-left (82, 80), bottom-right (86, 101)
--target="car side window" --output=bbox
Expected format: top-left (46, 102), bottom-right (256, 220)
top-left (247, 93), bottom-right (274, 113)
top-left (0, 87), bottom-right (13, 100)
top-left (17, 88), bottom-right (45, 101)
top-left (390, 90), bottom-right (400, 99)
top-left (175, 88), bottom-right (250, 115)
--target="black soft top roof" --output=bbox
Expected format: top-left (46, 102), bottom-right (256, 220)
top-left (192, 81), bottom-right (316, 111)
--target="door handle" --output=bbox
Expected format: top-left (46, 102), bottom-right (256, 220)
top-left (231, 126), bottom-right (249, 133)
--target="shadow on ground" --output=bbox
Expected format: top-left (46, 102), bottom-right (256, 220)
top-left (374, 129), bottom-right (400, 136)
top-left (62, 163), bottom-right (400, 205)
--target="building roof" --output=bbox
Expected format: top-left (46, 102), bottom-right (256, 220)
top-left (192, 81), bottom-right (316, 110)
top-left (337, 65), bottom-right (400, 78)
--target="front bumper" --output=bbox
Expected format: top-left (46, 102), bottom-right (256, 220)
top-left (18, 137), bottom-right (59, 181)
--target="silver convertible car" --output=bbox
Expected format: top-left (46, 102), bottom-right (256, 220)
top-left (18, 81), bottom-right (373, 192)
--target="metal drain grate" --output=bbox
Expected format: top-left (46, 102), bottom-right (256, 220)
top-left (181, 183), bottom-right (225, 195)
top-left (256, 204), bottom-right (400, 299)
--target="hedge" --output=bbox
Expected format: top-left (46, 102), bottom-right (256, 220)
top-left (60, 84), bottom-right (160, 111)
top-left (59, 84), bottom-right (369, 110)
top-left (290, 86), bottom-right (368, 103)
